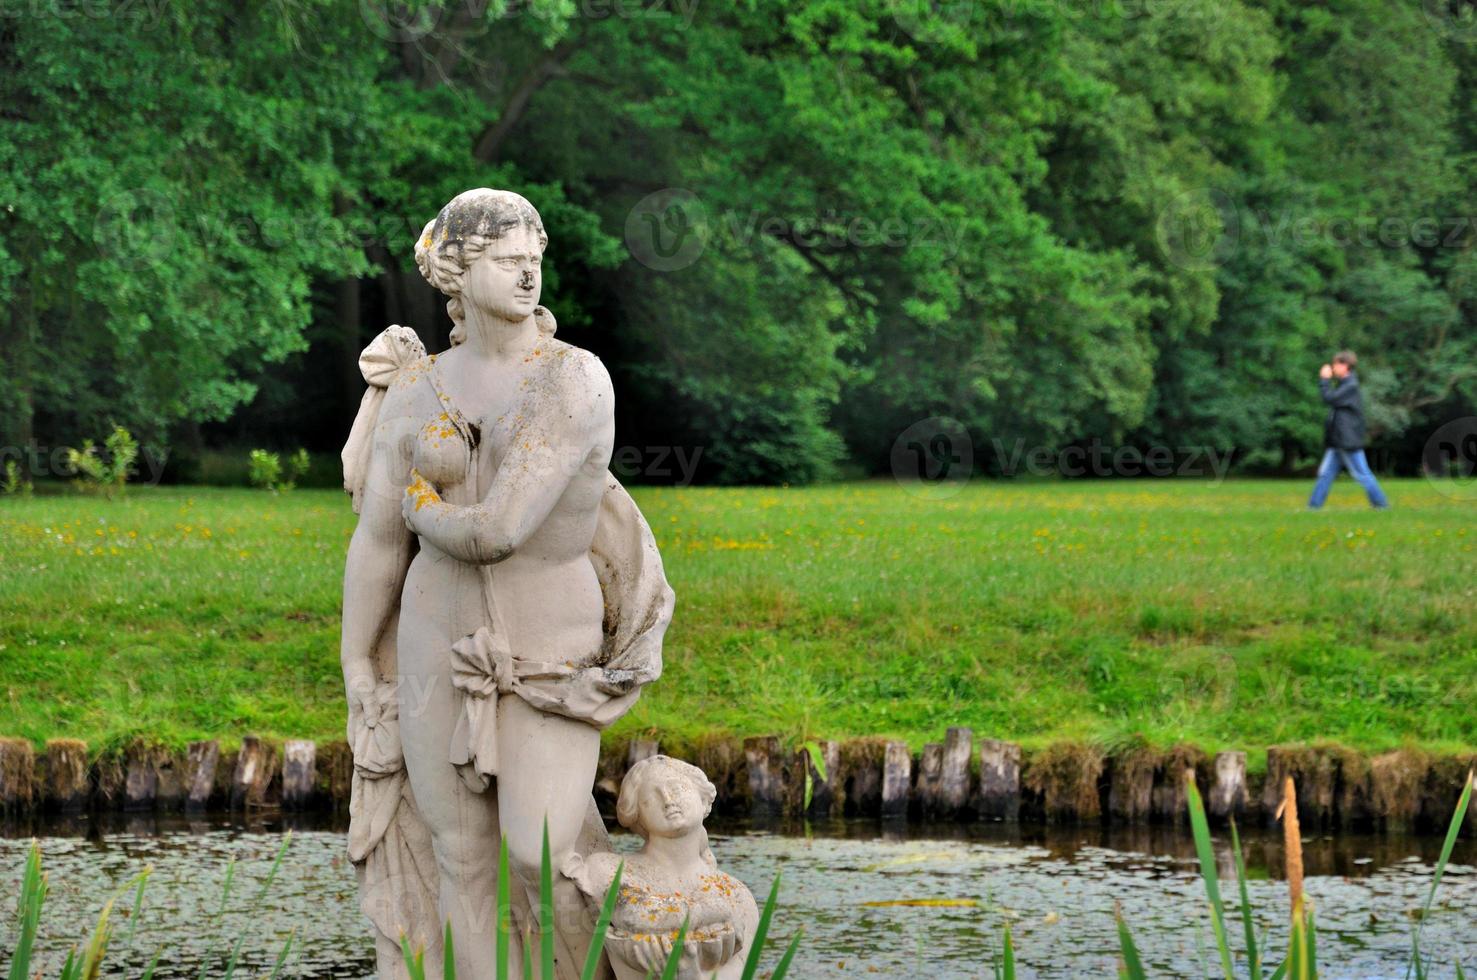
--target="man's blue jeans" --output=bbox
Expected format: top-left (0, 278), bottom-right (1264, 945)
top-left (1308, 448), bottom-right (1390, 509)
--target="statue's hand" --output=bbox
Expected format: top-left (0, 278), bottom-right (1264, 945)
top-left (346, 673), bottom-right (383, 730)
top-left (401, 469), bottom-right (442, 535)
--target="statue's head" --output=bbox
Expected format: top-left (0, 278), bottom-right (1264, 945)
top-left (617, 755), bottom-right (717, 841)
top-left (414, 189), bottom-right (550, 342)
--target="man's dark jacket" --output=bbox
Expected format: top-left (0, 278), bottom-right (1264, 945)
top-left (1321, 372), bottom-right (1366, 450)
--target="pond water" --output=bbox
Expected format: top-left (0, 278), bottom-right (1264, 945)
top-left (1, 814), bottom-right (1472, 978)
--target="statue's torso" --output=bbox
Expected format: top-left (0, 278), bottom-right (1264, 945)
top-left (395, 341), bottom-right (611, 664)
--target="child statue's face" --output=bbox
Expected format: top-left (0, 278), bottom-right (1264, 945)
top-left (465, 225), bottom-right (543, 323)
top-left (637, 770), bottom-right (706, 839)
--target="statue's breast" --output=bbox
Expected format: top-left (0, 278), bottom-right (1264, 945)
top-left (414, 414), bottom-right (472, 491)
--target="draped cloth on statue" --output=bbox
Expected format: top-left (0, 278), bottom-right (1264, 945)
top-left (342, 324), bottom-right (674, 979)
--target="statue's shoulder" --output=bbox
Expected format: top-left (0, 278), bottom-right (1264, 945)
top-left (540, 340), bottom-right (613, 408)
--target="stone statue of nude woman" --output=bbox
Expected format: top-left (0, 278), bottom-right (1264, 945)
top-left (340, 188), bottom-right (675, 979)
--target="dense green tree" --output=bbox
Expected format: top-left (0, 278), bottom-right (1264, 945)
top-left (3, 0), bottom-right (1473, 483)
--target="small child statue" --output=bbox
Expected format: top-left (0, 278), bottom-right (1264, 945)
top-left (564, 756), bottom-right (759, 979)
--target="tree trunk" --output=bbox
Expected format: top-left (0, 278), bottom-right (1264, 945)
top-left (337, 275), bottom-right (363, 427)
top-left (1279, 439), bottom-right (1298, 475)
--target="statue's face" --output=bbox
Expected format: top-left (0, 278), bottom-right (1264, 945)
top-left (637, 770), bottom-right (705, 839)
top-left (464, 224), bottom-right (543, 322)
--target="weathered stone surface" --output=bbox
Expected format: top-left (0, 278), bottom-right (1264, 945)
top-left (42, 739), bottom-right (89, 812)
top-left (565, 756), bottom-right (757, 980)
top-left (282, 740), bottom-right (317, 810)
top-left (0, 738), bottom-right (36, 814)
top-left (1208, 751), bottom-right (1248, 822)
top-left (977, 739), bottom-right (1021, 822)
top-left (744, 735), bottom-right (785, 814)
top-left (231, 736), bottom-right (278, 810)
top-left (881, 740), bottom-right (912, 819)
top-left (186, 740), bottom-right (220, 811)
top-left (341, 190), bottom-right (679, 977)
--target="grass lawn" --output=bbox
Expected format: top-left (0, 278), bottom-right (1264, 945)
top-left (1, 479), bottom-right (1473, 764)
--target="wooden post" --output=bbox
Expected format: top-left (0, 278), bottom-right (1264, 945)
top-left (977, 739), bottom-right (1021, 822)
top-left (940, 727), bottom-right (973, 817)
top-left (0, 738), bottom-right (36, 815)
top-left (186, 740), bottom-right (220, 812)
top-left (231, 736), bottom-right (278, 810)
top-left (744, 736), bottom-right (784, 815)
top-left (1209, 751), bottom-right (1248, 822)
top-left (282, 740), bottom-right (317, 810)
top-left (42, 739), bottom-right (89, 813)
top-left (837, 739), bottom-right (885, 816)
top-left (881, 741), bottom-right (912, 819)
top-left (796, 740), bottom-right (839, 819)
top-left (915, 743), bottom-right (945, 817)
top-left (124, 743), bottom-right (160, 812)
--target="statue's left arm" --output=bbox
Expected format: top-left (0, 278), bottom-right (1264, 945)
top-left (403, 353), bottom-right (614, 564)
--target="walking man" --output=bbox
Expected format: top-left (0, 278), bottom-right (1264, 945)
top-left (1308, 351), bottom-right (1390, 509)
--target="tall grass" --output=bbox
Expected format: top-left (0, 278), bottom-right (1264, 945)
top-left (1106, 769), bottom-right (1473, 979)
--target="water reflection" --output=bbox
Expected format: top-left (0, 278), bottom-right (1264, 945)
top-left (1, 814), bottom-right (1472, 978)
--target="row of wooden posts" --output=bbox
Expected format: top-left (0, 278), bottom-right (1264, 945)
top-left (1, 731), bottom-right (1471, 832)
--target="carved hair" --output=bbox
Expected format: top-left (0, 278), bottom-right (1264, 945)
top-left (616, 756), bottom-right (717, 836)
top-left (413, 188), bottom-right (553, 345)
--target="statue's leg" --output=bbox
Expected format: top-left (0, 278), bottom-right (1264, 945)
top-left (399, 606), bottom-right (516, 979)
top-left (497, 695), bottom-right (603, 979)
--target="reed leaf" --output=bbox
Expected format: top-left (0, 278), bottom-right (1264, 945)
top-left (1306, 909), bottom-right (1317, 980)
top-left (1001, 922), bottom-right (1016, 980)
top-left (657, 916), bottom-right (690, 980)
top-left (1115, 905), bottom-right (1147, 980)
top-left (540, 820), bottom-right (555, 980)
top-left (7, 842), bottom-right (46, 980)
top-left (443, 919), bottom-right (456, 980)
top-left (123, 867), bottom-right (151, 949)
top-left (1406, 771), bottom-right (1473, 980)
top-left (1230, 820), bottom-right (1261, 980)
top-left (580, 862), bottom-right (624, 980)
top-left (771, 929), bottom-right (803, 980)
top-left (268, 928), bottom-right (296, 980)
top-left (76, 896), bottom-right (115, 980)
top-left (497, 835), bottom-right (512, 980)
top-left (1184, 771), bottom-right (1235, 980)
top-left (400, 936), bottom-right (427, 980)
top-left (740, 875), bottom-right (782, 980)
